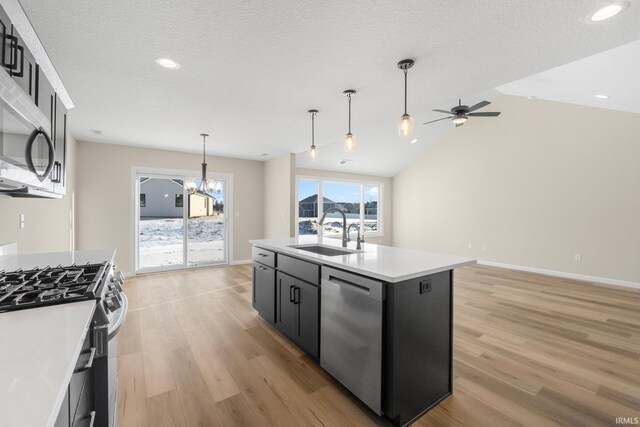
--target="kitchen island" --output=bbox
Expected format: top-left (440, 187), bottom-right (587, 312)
top-left (250, 237), bottom-right (476, 426)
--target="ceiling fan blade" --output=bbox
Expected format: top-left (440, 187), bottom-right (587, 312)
top-left (467, 100), bottom-right (491, 113)
top-left (423, 117), bottom-right (451, 125)
top-left (467, 112), bottom-right (501, 117)
top-left (432, 109), bottom-right (454, 114)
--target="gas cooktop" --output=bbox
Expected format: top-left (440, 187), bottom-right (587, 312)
top-left (0, 262), bottom-right (108, 312)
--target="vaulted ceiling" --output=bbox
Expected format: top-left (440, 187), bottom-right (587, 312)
top-left (21, 0), bottom-right (640, 176)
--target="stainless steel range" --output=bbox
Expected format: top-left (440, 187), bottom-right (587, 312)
top-left (0, 261), bottom-right (127, 427)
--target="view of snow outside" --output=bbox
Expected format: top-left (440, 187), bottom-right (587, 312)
top-left (139, 180), bottom-right (225, 269)
top-left (139, 216), bottom-right (225, 269)
top-left (298, 180), bottom-right (379, 236)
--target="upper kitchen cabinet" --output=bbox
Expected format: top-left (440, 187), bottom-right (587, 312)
top-left (10, 25), bottom-right (36, 103)
top-left (0, 1), bottom-right (73, 199)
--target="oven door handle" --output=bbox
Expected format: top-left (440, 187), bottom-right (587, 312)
top-left (107, 292), bottom-right (128, 340)
top-left (24, 128), bottom-right (55, 182)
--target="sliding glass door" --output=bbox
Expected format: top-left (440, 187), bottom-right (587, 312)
top-left (186, 178), bottom-right (226, 266)
top-left (135, 170), bottom-right (230, 274)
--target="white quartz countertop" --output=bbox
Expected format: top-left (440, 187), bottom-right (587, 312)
top-left (0, 248), bottom-right (116, 271)
top-left (0, 300), bottom-right (96, 427)
top-left (250, 237), bottom-right (476, 283)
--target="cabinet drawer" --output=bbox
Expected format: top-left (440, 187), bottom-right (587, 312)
top-left (252, 246), bottom-right (276, 268)
top-left (278, 254), bottom-right (320, 286)
top-left (253, 261), bottom-right (276, 323)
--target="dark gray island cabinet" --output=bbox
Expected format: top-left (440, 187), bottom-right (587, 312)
top-left (251, 239), bottom-right (475, 426)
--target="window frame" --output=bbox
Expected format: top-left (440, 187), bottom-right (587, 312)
top-left (295, 175), bottom-right (384, 238)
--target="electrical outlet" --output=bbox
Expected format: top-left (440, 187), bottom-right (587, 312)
top-left (420, 280), bottom-right (432, 294)
top-left (574, 253), bottom-right (582, 262)
top-left (19, 214), bottom-right (25, 229)
top-left (467, 243), bottom-right (472, 249)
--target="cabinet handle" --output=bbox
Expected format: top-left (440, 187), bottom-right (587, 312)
top-left (289, 285), bottom-right (295, 302)
top-left (51, 162), bottom-right (62, 183)
top-left (74, 347), bottom-right (96, 373)
top-left (3, 34), bottom-right (18, 70)
top-left (293, 287), bottom-right (300, 305)
top-left (83, 410), bottom-right (96, 427)
top-left (257, 265), bottom-right (267, 271)
top-left (13, 43), bottom-right (24, 77)
top-left (258, 253), bottom-right (268, 257)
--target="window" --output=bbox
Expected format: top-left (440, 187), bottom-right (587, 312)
top-left (140, 194), bottom-right (146, 208)
top-left (175, 194), bottom-right (183, 208)
top-left (297, 177), bottom-right (383, 237)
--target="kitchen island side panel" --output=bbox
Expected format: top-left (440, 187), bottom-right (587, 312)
top-left (384, 270), bottom-right (453, 426)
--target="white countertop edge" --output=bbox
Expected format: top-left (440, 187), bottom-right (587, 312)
top-left (46, 301), bottom-right (96, 427)
top-left (250, 238), bottom-right (477, 283)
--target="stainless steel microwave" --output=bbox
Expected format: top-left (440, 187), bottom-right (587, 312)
top-left (0, 66), bottom-right (59, 198)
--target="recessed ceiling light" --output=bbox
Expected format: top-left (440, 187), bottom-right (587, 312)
top-left (410, 138), bottom-right (418, 144)
top-left (590, 2), bottom-right (628, 21)
top-left (595, 94), bottom-right (610, 99)
top-left (155, 57), bottom-right (181, 69)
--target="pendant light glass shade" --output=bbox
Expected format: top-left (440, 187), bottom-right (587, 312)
top-left (343, 89), bottom-right (356, 153)
top-left (185, 178), bottom-right (197, 191)
top-left (397, 59), bottom-right (415, 140)
top-left (397, 114), bottom-right (414, 139)
top-left (308, 109), bottom-right (319, 162)
top-left (309, 144), bottom-right (318, 161)
top-left (343, 133), bottom-right (355, 153)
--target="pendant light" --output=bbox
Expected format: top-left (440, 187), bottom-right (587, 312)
top-left (308, 109), bottom-right (319, 161)
top-left (185, 133), bottom-right (215, 194)
top-left (397, 59), bottom-right (415, 139)
top-left (343, 90), bottom-right (356, 153)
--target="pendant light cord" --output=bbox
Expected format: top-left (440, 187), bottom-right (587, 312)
top-left (202, 134), bottom-right (206, 164)
top-left (311, 111), bottom-right (316, 147)
top-left (403, 68), bottom-right (408, 115)
top-left (347, 94), bottom-right (352, 133)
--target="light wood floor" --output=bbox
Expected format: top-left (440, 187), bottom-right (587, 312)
top-left (117, 264), bottom-right (640, 426)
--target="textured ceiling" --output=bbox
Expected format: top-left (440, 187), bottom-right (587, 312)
top-left (20, 0), bottom-right (640, 176)
top-left (498, 39), bottom-right (640, 114)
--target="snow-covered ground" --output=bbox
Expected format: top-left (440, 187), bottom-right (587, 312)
top-left (139, 216), bottom-right (225, 269)
top-left (298, 217), bottom-right (378, 235)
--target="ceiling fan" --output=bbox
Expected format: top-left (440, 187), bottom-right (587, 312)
top-left (423, 99), bottom-right (501, 127)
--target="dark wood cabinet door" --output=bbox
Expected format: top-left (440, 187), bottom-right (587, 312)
top-left (294, 279), bottom-right (319, 359)
top-left (252, 262), bottom-right (275, 323)
top-left (276, 272), bottom-right (296, 340)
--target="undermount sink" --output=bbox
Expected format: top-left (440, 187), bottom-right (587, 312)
top-left (288, 244), bottom-right (360, 256)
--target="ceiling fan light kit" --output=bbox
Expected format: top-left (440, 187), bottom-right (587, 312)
top-left (424, 99), bottom-right (501, 127)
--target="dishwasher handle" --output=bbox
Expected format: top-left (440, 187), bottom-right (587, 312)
top-left (322, 267), bottom-right (385, 301)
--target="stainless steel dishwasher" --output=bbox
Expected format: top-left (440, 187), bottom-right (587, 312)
top-left (320, 266), bottom-right (385, 415)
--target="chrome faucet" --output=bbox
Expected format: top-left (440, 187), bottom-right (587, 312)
top-left (319, 207), bottom-right (348, 247)
top-left (347, 223), bottom-right (364, 250)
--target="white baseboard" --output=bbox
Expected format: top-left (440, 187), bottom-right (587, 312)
top-left (231, 259), bottom-right (252, 265)
top-left (477, 260), bottom-right (640, 289)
